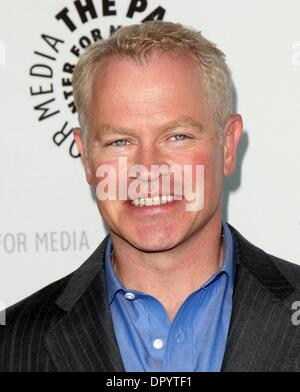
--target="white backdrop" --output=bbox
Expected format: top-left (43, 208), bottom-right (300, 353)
top-left (0, 0), bottom-right (300, 308)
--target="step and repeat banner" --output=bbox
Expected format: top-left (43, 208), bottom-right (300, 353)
top-left (0, 0), bottom-right (300, 307)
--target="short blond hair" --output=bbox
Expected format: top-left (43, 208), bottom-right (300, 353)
top-left (73, 21), bottom-right (233, 141)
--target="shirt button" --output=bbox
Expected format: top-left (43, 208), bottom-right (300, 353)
top-left (153, 338), bottom-right (164, 350)
top-left (125, 292), bottom-right (135, 300)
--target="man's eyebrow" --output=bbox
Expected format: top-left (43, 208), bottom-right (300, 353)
top-left (161, 117), bottom-right (204, 132)
top-left (96, 125), bottom-right (131, 134)
top-left (97, 117), bottom-right (204, 135)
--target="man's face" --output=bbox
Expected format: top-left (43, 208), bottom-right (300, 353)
top-left (74, 51), bottom-right (242, 252)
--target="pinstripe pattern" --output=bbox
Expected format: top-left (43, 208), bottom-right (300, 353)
top-left (222, 226), bottom-right (300, 371)
top-left (1, 226), bottom-right (300, 372)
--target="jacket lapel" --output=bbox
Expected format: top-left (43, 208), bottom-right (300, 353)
top-left (222, 226), bottom-right (300, 371)
top-left (44, 235), bottom-right (125, 372)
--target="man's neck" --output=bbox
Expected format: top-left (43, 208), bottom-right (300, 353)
top-left (109, 212), bottom-right (224, 321)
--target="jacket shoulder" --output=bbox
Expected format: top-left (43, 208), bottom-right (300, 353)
top-left (0, 272), bottom-right (73, 343)
top-left (229, 223), bottom-right (300, 292)
top-left (0, 272), bottom-right (76, 371)
top-left (0, 238), bottom-right (109, 372)
top-left (268, 253), bottom-right (300, 290)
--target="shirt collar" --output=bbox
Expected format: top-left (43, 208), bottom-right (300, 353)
top-left (104, 220), bottom-right (236, 304)
top-left (104, 236), bottom-right (124, 305)
top-left (201, 221), bottom-right (236, 289)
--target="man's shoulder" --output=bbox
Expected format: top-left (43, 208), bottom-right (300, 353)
top-left (2, 272), bottom-right (73, 332)
top-left (268, 253), bottom-right (300, 289)
top-left (0, 238), bottom-right (110, 372)
top-left (229, 223), bottom-right (300, 290)
top-left (0, 272), bottom-right (75, 371)
top-left (2, 237), bottom-right (110, 330)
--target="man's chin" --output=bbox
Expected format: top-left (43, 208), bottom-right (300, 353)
top-left (121, 232), bottom-right (184, 253)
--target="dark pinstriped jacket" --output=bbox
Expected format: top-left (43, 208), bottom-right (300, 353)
top-left (1, 225), bottom-right (300, 372)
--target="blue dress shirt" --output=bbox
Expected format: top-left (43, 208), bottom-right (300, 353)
top-left (104, 222), bottom-right (236, 372)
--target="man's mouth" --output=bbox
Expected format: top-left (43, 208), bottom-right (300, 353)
top-left (130, 195), bottom-right (181, 207)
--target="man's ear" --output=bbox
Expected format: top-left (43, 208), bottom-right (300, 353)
top-left (73, 127), bottom-right (93, 185)
top-left (223, 114), bottom-right (243, 176)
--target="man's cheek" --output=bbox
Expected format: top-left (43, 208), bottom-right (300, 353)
top-left (92, 160), bottom-right (121, 200)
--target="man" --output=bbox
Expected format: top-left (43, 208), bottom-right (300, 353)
top-left (1, 20), bottom-right (300, 372)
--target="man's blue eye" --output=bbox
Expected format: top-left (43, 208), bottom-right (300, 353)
top-left (172, 134), bottom-right (189, 141)
top-left (112, 140), bottom-right (128, 147)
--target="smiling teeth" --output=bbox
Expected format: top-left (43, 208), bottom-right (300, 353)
top-left (131, 195), bottom-right (174, 207)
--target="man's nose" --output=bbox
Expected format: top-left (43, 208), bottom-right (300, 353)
top-left (129, 145), bottom-right (169, 181)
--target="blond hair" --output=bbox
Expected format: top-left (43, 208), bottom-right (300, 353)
top-left (73, 21), bottom-right (233, 141)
